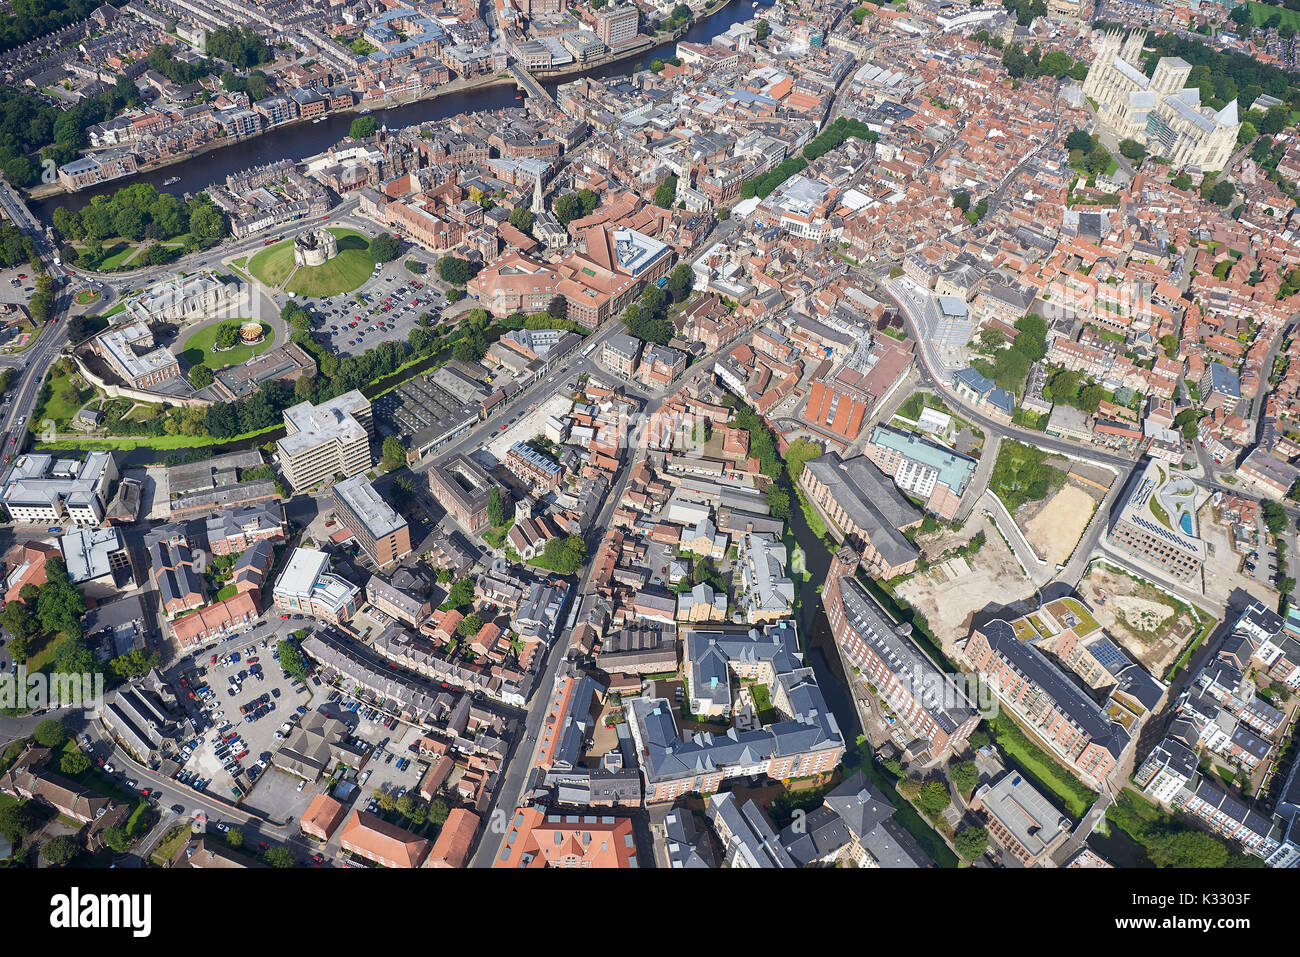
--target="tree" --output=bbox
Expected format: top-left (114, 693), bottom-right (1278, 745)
top-left (507, 206), bottom-right (534, 235)
top-left (765, 483), bottom-right (791, 520)
top-left (1084, 144), bottom-right (1113, 176)
top-left (755, 18), bottom-right (770, 40)
top-left (1147, 830), bottom-right (1229, 868)
top-left (440, 577), bottom-right (476, 611)
top-left (948, 760), bottom-right (978, 795)
top-left (1065, 130), bottom-right (1093, 152)
top-left (541, 535), bottom-right (586, 574)
top-left (654, 176), bottom-right (678, 209)
top-left (437, 256), bottom-right (473, 285)
top-left (953, 190), bottom-right (971, 212)
top-left (276, 640), bottom-right (310, 684)
top-left (1, 598), bottom-right (38, 645)
top-left (954, 825), bottom-right (989, 860)
top-left (487, 486), bottom-right (509, 527)
top-left (349, 116), bottom-right (377, 140)
top-left (60, 751), bottom-right (90, 776)
top-left (101, 824), bottom-right (133, 855)
top-left (225, 827), bottom-right (244, 848)
top-left (381, 435), bottom-right (407, 467)
top-left (33, 719), bottom-right (69, 749)
top-left (40, 834), bottom-right (79, 866)
top-left (898, 777), bottom-right (923, 802)
top-left (665, 262), bottom-right (693, 303)
top-left (215, 322), bottom-right (241, 349)
top-left (784, 437), bottom-right (822, 481)
top-left (189, 364), bottom-right (214, 389)
top-left (1118, 138), bottom-right (1147, 162)
top-left (1207, 180), bottom-right (1236, 206)
top-left (428, 798), bottom-right (450, 825)
top-left (0, 802), bottom-right (36, 844)
top-left (109, 648), bottom-right (161, 681)
top-left (369, 232), bottom-right (399, 262)
top-left (263, 846), bottom-right (294, 867)
top-left (1262, 499), bottom-right (1288, 537)
top-left (916, 780), bottom-right (951, 816)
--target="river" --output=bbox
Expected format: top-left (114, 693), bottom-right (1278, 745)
top-left (785, 478), bottom-right (863, 741)
top-left (32, 0), bottom-right (773, 221)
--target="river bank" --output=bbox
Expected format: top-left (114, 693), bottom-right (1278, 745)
top-left (28, 0), bottom-right (764, 218)
top-left (27, 74), bottom-right (523, 204)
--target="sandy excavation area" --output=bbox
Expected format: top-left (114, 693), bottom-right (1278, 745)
top-left (1077, 563), bottom-right (1210, 674)
top-left (1024, 484), bottom-right (1097, 566)
top-left (896, 514), bottom-right (1034, 653)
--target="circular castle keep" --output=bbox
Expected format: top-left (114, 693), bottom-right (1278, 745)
top-left (293, 228), bottom-right (338, 268)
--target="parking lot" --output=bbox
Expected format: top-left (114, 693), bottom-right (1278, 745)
top-left (482, 391), bottom-right (576, 462)
top-left (173, 637), bottom-right (313, 800)
top-left (298, 260), bottom-right (446, 359)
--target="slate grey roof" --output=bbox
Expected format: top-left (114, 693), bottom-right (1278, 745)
top-left (979, 619), bottom-right (1131, 759)
top-left (803, 452), bottom-right (920, 568)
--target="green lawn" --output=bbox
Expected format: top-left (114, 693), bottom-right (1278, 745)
top-left (73, 290), bottom-right (101, 306)
top-left (182, 322), bottom-right (275, 371)
top-left (249, 229), bottom-right (376, 297)
top-left (35, 423), bottom-right (281, 452)
top-left (247, 240), bottom-right (297, 288)
top-left (988, 712), bottom-right (1095, 818)
top-left (25, 631), bottom-right (70, 674)
top-left (99, 243), bottom-right (138, 270)
top-left (1247, 0), bottom-right (1300, 27)
top-left (36, 367), bottom-right (92, 429)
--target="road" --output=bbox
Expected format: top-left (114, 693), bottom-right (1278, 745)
top-left (467, 408), bottom-right (663, 867)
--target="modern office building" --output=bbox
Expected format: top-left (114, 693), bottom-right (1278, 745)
top-left (272, 547), bottom-right (361, 623)
top-left (862, 424), bottom-right (976, 521)
top-left (1107, 458), bottom-right (1206, 583)
top-left (0, 452), bottom-right (118, 527)
top-left (276, 391), bottom-right (373, 493)
top-left (331, 475), bottom-right (411, 569)
top-left (970, 772), bottom-right (1071, 867)
top-left (594, 4), bottom-right (638, 48)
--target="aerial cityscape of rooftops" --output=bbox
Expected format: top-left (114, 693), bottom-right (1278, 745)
top-left (0, 0), bottom-right (1298, 881)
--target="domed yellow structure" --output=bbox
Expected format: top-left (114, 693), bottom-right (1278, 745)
top-left (239, 321), bottom-right (265, 344)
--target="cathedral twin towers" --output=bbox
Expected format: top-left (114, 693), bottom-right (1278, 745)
top-left (1081, 29), bottom-right (1240, 173)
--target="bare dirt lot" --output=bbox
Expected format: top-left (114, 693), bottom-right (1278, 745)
top-left (1077, 563), bottom-right (1212, 674)
top-left (1024, 484), bottom-right (1098, 566)
top-left (896, 513), bottom-right (1035, 653)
